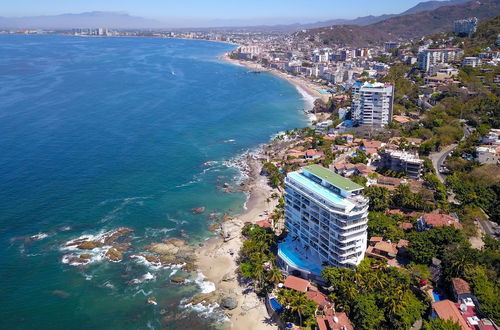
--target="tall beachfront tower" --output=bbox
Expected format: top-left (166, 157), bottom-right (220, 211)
top-left (351, 81), bottom-right (394, 127)
top-left (278, 165), bottom-right (369, 282)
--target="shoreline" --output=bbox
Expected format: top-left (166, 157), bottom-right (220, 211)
top-left (192, 51), bottom-right (331, 329)
top-left (220, 53), bottom-right (330, 105)
top-left (195, 152), bottom-right (280, 330)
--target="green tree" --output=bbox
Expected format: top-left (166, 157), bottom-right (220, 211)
top-left (364, 186), bottom-right (390, 211)
top-left (423, 318), bottom-right (462, 330)
top-left (352, 293), bottom-right (385, 329)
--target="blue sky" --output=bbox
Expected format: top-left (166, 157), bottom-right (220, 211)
top-left (3, 0), bottom-right (438, 21)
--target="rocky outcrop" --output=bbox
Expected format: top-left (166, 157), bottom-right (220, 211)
top-left (170, 277), bottom-right (187, 284)
top-left (220, 296), bottom-right (238, 310)
top-left (185, 292), bottom-right (218, 307)
top-left (143, 238), bottom-right (196, 271)
top-left (191, 207), bottom-right (206, 214)
top-left (105, 247), bottom-right (122, 262)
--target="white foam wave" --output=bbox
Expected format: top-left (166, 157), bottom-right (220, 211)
top-left (130, 272), bottom-right (156, 285)
top-left (294, 85), bottom-right (316, 111)
top-left (133, 289), bottom-right (153, 297)
top-left (30, 233), bottom-right (49, 241)
top-left (188, 272), bottom-right (215, 294)
top-left (130, 255), bottom-right (163, 270)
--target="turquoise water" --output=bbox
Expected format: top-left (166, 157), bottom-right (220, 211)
top-left (0, 35), bottom-right (307, 329)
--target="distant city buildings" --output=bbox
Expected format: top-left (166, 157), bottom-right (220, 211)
top-left (453, 17), bottom-right (478, 37)
top-left (462, 56), bottom-right (482, 67)
top-left (418, 48), bottom-right (464, 72)
top-left (278, 165), bottom-right (368, 281)
top-left (351, 81), bottom-right (394, 127)
top-left (384, 41), bottom-right (400, 52)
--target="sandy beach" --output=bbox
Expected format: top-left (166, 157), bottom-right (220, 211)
top-left (222, 54), bottom-right (330, 105)
top-left (195, 154), bottom-right (280, 329)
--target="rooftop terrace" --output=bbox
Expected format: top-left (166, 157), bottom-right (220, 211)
top-left (303, 165), bottom-right (363, 192)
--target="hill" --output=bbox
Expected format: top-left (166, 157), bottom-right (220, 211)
top-left (299, 0), bottom-right (500, 46)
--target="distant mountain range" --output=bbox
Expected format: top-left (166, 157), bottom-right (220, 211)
top-left (0, 0), bottom-right (475, 30)
top-left (294, 0), bottom-right (471, 28)
top-left (299, 0), bottom-right (500, 46)
top-left (0, 11), bottom-right (165, 29)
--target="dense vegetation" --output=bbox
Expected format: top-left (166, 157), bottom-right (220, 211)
top-left (322, 258), bottom-right (427, 329)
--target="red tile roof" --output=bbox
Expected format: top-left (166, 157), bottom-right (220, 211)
top-left (305, 290), bottom-right (331, 308)
top-left (283, 275), bottom-right (310, 292)
top-left (363, 140), bottom-right (383, 149)
top-left (452, 278), bottom-right (471, 295)
top-left (317, 311), bottom-right (354, 330)
top-left (422, 214), bottom-right (463, 230)
top-left (256, 219), bottom-right (272, 228)
top-left (432, 300), bottom-right (470, 330)
top-left (399, 222), bottom-right (414, 230)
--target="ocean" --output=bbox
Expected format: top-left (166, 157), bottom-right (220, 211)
top-left (0, 34), bottom-right (308, 329)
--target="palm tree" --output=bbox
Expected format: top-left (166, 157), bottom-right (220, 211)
top-left (289, 291), bottom-right (310, 326)
top-left (267, 266), bottom-right (283, 285)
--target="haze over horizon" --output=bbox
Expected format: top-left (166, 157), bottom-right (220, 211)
top-left (2, 0), bottom-right (457, 27)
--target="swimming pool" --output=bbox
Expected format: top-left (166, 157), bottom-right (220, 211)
top-left (433, 289), bottom-right (446, 302)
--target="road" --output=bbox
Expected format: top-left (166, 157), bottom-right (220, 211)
top-left (429, 144), bottom-right (457, 183)
top-left (429, 125), bottom-right (472, 183)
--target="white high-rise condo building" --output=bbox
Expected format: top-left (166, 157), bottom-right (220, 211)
top-left (454, 17), bottom-right (478, 37)
top-left (418, 48), bottom-right (464, 72)
top-left (278, 165), bottom-right (369, 282)
top-left (351, 81), bottom-right (394, 127)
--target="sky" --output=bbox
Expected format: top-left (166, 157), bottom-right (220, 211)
top-left (2, 0), bottom-right (440, 22)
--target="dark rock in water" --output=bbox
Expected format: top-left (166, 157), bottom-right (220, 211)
top-left (223, 183), bottom-right (230, 188)
top-left (170, 277), bottom-right (186, 284)
top-left (79, 253), bottom-right (92, 259)
top-left (220, 296), bottom-right (238, 310)
top-left (208, 213), bottom-right (220, 221)
top-left (105, 247), bottom-right (123, 262)
top-left (191, 207), bottom-right (206, 214)
top-left (76, 241), bottom-right (101, 250)
top-left (67, 256), bottom-right (89, 264)
top-left (52, 290), bottom-right (70, 298)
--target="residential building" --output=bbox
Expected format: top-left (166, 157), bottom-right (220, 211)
top-left (418, 48), bottom-right (464, 72)
top-left (463, 57), bottom-right (482, 67)
top-left (481, 129), bottom-right (500, 145)
top-left (351, 81), bottom-right (394, 127)
top-left (316, 310), bottom-right (354, 330)
top-left (379, 149), bottom-right (424, 179)
top-left (451, 278), bottom-right (472, 302)
top-left (432, 299), bottom-right (496, 330)
top-left (454, 17), bottom-right (478, 37)
top-left (279, 165), bottom-right (369, 281)
top-left (475, 146), bottom-right (500, 164)
top-left (384, 42), bottom-right (400, 52)
top-left (416, 213), bottom-right (463, 231)
top-left (432, 300), bottom-right (470, 330)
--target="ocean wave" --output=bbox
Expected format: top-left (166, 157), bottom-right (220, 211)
top-left (187, 272), bottom-right (216, 294)
top-left (130, 255), bottom-right (163, 270)
top-left (130, 272), bottom-right (156, 285)
top-left (30, 232), bottom-right (49, 241)
top-left (294, 85), bottom-right (316, 111)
